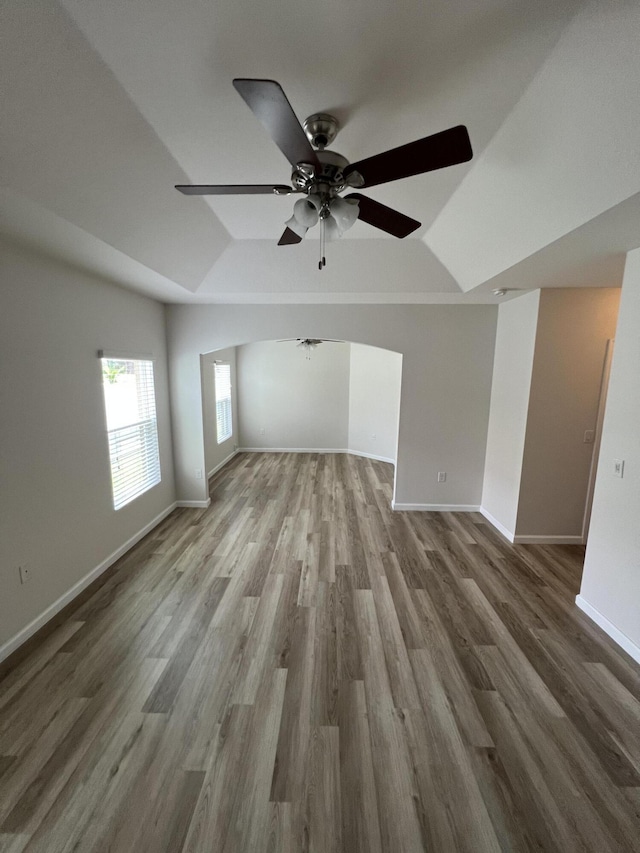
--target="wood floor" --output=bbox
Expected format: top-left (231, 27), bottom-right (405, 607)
top-left (1, 453), bottom-right (639, 852)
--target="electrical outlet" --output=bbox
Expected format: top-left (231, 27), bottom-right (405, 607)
top-left (437, 472), bottom-right (446, 483)
top-left (19, 565), bottom-right (30, 585)
top-left (613, 459), bottom-right (624, 478)
top-left (583, 430), bottom-right (594, 444)
top-left (195, 469), bottom-right (203, 479)
top-left (371, 433), bottom-right (376, 441)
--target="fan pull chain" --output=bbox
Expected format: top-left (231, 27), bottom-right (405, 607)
top-left (318, 218), bottom-right (326, 270)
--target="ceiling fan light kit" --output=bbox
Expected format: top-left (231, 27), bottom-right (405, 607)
top-left (276, 338), bottom-right (343, 359)
top-left (176, 79), bottom-right (473, 270)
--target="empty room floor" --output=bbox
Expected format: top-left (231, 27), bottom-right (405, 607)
top-left (0, 453), bottom-right (639, 852)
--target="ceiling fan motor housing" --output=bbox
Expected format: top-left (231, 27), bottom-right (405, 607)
top-left (291, 149), bottom-right (349, 195)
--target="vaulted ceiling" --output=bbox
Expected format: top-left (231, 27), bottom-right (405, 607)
top-left (1, 0), bottom-right (639, 303)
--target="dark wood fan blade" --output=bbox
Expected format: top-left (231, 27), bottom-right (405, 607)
top-left (344, 125), bottom-right (472, 188)
top-left (176, 184), bottom-right (292, 195)
top-left (233, 79), bottom-right (320, 170)
top-left (346, 193), bottom-right (420, 238)
top-left (278, 227), bottom-right (303, 245)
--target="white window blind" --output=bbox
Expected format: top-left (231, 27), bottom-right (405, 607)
top-left (214, 362), bottom-right (233, 444)
top-left (101, 358), bottom-right (161, 510)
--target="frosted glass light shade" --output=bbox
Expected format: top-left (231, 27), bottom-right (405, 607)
top-left (284, 216), bottom-right (308, 238)
top-left (293, 198), bottom-right (320, 228)
top-left (324, 216), bottom-right (342, 241)
top-left (330, 197), bottom-right (359, 231)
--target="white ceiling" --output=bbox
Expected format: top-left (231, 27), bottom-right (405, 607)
top-left (1, 0), bottom-right (638, 303)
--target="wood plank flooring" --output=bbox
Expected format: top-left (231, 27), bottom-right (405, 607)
top-left (1, 452), bottom-right (639, 852)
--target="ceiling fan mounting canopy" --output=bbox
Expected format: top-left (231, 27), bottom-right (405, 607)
top-left (303, 113), bottom-right (340, 150)
top-left (175, 78), bottom-right (473, 254)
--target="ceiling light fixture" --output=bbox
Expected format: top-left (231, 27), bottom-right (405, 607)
top-left (285, 195), bottom-right (360, 270)
top-left (297, 338), bottom-right (322, 359)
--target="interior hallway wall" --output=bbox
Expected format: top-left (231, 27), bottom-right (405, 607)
top-left (516, 288), bottom-right (620, 539)
top-left (0, 240), bottom-right (175, 655)
top-left (481, 291), bottom-right (540, 537)
top-left (579, 251), bottom-right (640, 661)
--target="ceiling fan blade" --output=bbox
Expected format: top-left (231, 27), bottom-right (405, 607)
top-left (233, 79), bottom-right (320, 170)
top-left (176, 184), bottom-right (293, 195)
top-left (345, 193), bottom-right (420, 238)
top-left (344, 125), bottom-right (472, 188)
top-left (278, 227), bottom-right (303, 245)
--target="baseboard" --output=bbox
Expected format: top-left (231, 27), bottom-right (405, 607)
top-left (478, 508), bottom-right (584, 545)
top-left (176, 498), bottom-right (211, 509)
top-left (513, 534), bottom-right (584, 545)
top-left (239, 447), bottom-right (349, 454)
top-left (575, 595), bottom-right (640, 665)
top-left (391, 502), bottom-right (480, 512)
top-left (479, 508), bottom-right (515, 543)
top-left (347, 450), bottom-right (395, 464)
top-left (207, 449), bottom-right (239, 480)
top-left (0, 502), bottom-right (178, 665)
top-left (239, 447), bottom-right (395, 464)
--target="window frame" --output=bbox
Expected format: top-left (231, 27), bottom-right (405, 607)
top-left (100, 354), bottom-right (161, 510)
top-left (214, 361), bottom-right (233, 445)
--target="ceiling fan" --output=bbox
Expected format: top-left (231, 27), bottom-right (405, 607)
top-left (278, 337), bottom-right (344, 358)
top-left (176, 79), bottom-right (473, 269)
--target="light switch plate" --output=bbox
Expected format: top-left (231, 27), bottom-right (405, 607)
top-left (613, 459), bottom-right (624, 478)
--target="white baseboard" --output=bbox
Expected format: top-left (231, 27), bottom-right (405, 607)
top-left (207, 449), bottom-right (239, 479)
top-left (391, 502), bottom-right (480, 512)
top-left (176, 498), bottom-right (211, 509)
top-left (0, 502), bottom-right (178, 665)
top-left (575, 595), bottom-right (640, 665)
top-left (478, 509), bottom-right (584, 545)
top-left (239, 447), bottom-right (349, 454)
top-left (347, 450), bottom-right (395, 464)
top-left (238, 447), bottom-right (395, 464)
top-left (479, 507), bottom-right (515, 542)
top-left (513, 534), bottom-right (584, 545)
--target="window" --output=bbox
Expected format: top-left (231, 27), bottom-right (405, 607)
top-left (101, 357), bottom-right (161, 509)
top-left (214, 362), bottom-right (233, 444)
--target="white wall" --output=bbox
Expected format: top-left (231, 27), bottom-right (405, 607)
top-left (348, 344), bottom-right (402, 463)
top-left (166, 304), bottom-right (497, 510)
top-left (517, 288), bottom-right (620, 538)
top-left (0, 240), bottom-right (176, 655)
top-left (237, 340), bottom-right (350, 450)
top-left (235, 341), bottom-right (401, 462)
top-left (579, 250), bottom-right (640, 661)
top-left (201, 347), bottom-right (238, 477)
top-left (481, 291), bottom-right (540, 536)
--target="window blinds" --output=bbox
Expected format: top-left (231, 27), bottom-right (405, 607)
top-left (101, 358), bottom-right (161, 509)
top-left (214, 363), bottom-right (233, 444)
